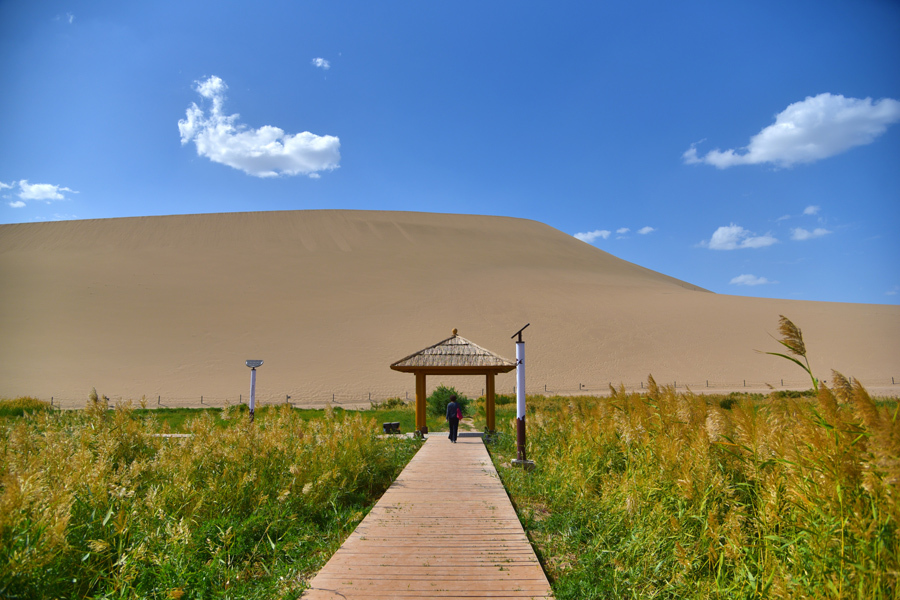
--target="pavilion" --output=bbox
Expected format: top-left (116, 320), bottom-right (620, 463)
top-left (390, 329), bottom-right (517, 435)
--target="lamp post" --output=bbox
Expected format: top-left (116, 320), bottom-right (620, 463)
top-left (245, 360), bottom-right (263, 422)
top-left (511, 324), bottom-right (535, 470)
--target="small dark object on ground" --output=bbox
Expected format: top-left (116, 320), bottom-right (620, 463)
top-left (382, 421), bottom-right (401, 434)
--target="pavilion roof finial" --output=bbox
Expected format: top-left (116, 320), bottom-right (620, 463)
top-left (452, 328), bottom-right (458, 336)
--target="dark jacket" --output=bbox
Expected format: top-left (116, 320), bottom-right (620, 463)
top-left (446, 401), bottom-right (460, 420)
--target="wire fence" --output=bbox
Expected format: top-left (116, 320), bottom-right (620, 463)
top-left (32, 376), bottom-right (900, 411)
top-left (43, 393), bottom-right (399, 411)
top-left (522, 376), bottom-right (900, 397)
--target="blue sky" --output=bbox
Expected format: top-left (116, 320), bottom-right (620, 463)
top-left (2, 1), bottom-right (898, 305)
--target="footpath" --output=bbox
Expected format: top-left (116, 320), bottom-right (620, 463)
top-left (302, 434), bottom-right (552, 599)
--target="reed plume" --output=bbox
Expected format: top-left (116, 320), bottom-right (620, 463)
top-left (0, 399), bottom-right (420, 598)
top-left (488, 322), bottom-right (898, 598)
top-left (759, 315), bottom-right (819, 391)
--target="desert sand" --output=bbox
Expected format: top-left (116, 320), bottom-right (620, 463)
top-left (1, 210), bottom-right (898, 409)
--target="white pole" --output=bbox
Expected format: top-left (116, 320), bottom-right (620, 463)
top-left (509, 322), bottom-right (531, 466)
top-left (516, 342), bottom-right (526, 418)
top-left (516, 340), bottom-right (526, 461)
top-left (249, 367), bottom-right (257, 422)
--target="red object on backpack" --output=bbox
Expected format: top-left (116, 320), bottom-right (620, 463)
top-left (457, 407), bottom-right (462, 419)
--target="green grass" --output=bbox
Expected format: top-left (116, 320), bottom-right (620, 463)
top-left (0, 399), bottom-right (444, 435)
top-left (471, 397), bottom-right (517, 432)
top-left (0, 402), bottom-right (422, 599)
top-left (1, 393), bottom-right (506, 435)
top-left (139, 403), bottom-right (448, 434)
top-left (487, 385), bottom-right (900, 599)
top-left (129, 404), bottom-right (337, 432)
top-left (0, 397), bottom-right (54, 418)
top-left (359, 407), bottom-right (437, 433)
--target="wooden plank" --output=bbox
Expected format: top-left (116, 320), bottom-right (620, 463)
top-left (302, 436), bottom-right (552, 599)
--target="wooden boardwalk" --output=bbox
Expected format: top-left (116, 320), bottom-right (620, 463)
top-left (303, 435), bottom-right (552, 599)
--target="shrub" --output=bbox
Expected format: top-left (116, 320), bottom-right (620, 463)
top-left (719, 392), bottom-right (763, 409)
top-left (492, 393), bottom-right (516, 405)
top-left (719, 396), bottom-right (737, 410)
top-left (0, 397), bottom-right (53, 417)
top-left (772, 388), bottom-right (817, 399)
top-left (371, 397), bottom-right (408, 410)
top-left (426, 385), bottom-right (470, 418)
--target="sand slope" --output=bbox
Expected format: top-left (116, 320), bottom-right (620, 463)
top-left (1, 210), bottom-right (898, 408)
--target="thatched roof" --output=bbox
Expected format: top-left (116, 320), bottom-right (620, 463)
top-left (391, 329), bottom-right (516, 374)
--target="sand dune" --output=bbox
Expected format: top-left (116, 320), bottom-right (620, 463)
top-left (1, 210), bottom-right (898, 408)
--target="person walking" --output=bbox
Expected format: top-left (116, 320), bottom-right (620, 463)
top-left (446, 394), bottom-right (461, 443)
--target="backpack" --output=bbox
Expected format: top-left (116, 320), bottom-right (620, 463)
top-left (456, 407), bottom-right (462, 419)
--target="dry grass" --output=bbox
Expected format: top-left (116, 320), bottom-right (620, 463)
top-left (0, 400), bottom-right (420, 599)
top-left (490, 379), bottom-right (899, 599)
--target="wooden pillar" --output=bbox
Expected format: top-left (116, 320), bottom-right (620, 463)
top-left (415, 372), bottom-right (428, 434)
top-left (486, 372), bottom-right (496, 432)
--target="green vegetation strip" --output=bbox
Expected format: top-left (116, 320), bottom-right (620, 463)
top-left (0, 400), bottom-right (422, 599)
top-left (488, 382), bottom-right (899, 599)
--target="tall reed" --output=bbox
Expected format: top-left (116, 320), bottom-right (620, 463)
top-left (0, 401), bottom-right (419, 599)
top-left (490, 381), bottom-right (899, 599)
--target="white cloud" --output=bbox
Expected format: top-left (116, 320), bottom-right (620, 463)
top-left (683, 93), bottom-right (900, 168)
top-left (776, 214), bottom-right (791, 222)
top-left (178, 75), bottom-right (341, 178)
top-left (803, 205), bottom-right (820, 215)
top-left (791, 227), bottom-right (832, 241)
top-left (637, 226), bottom-right (655, 235)
top-left (574, 230), bottom-right (611, 243)
top-left (4, 180), bottom-right (78, 206)
top-left (67, 13), bottom-right (74, 24)
top-left (706, 224), bottom-right (777, 250)
top-left (616, 227), bottom-right (630, 234)
top-left (730, 274), bottom-right (775, 286)
top-left (33, 213), bottom-right (79, 221)
top-left (17, 180), bottom-right (78, 201)
top-left (311, 58), bottom-right (331, 70)
top-left (887, 286), bottom-right (899, 297)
